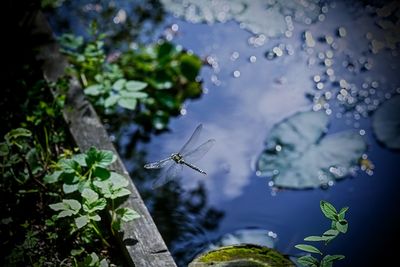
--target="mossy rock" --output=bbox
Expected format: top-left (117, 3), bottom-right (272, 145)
top-left (189, 244), bottom-right (295, 267)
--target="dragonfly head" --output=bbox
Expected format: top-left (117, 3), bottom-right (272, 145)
top-left (171, 153), bottom-right (184, 163)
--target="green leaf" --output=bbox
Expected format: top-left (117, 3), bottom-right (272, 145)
top-left (85, 147), bottom-right (116, 168)
top-left (75, 216), bottom-right (89, 229)
top-left (81, 188), bottom-right (99, 204)
top-left (295, 244), bottom-right (322, 255)
top-left (100, 259), bottom-right (109, 267)
top-left (104, 94), bottom-right (120, 108)
top-left (338, 207), bottom-right (349, 220)
top-left (320, 201), bottom-right (338, 220)
top-left (58, 158), bottom-right (81, 173)
top-left (0, 142), bottom-right (9, 156)
top-left (335, 220), bottom-right (348, 233)
top-left (116, 208), bottom-right (140, 222)
top-left (304, 235), bottom-right (328, 242)
top-left (89, 214), bottom-right (101, 221)
top-left (109, 172), bottom-right (129, 189)
top-left (322, 254), bottom-right (345, 262)
top-left (112, 79), bottom-right (126, 91)
top-left (5, 128), bottom-right (32, 140)
top-left (72, 153), bottom-right (87, 166)
top-left (323, 229), bottom-right (339, 238)
top-left (44, 170), bottom-right (63, 184)
top-left (64, 199), bottom-right (81, 212)
top-left (180, 54), bottom-right (202, 81)
top-left (87, 252), bottom-right (100, 266)
top-left (70, 247), bottom-right (84, 256)
top-left (297, 255), bottom-right (319, 267)
top-left (120, 91), bottom-right (148, 99)
top-left (49, 202), bottom-right (65, 211)
top-left (63, 183), bottom-right (79, 194)
top-left (57, 210), bottom-right (74, 218)
top-left (93, 167), bottom-right (111, 180)
top-left (111, 188), bottom-right (131, 199)
top-left (125, 80), bottom-right (147, 91)
top-left (84, 84), bottom-right (103, 96)
top-left (118, 97), bottom-right (137, 110)
top-left (83, 198), bottom-right (107, 212)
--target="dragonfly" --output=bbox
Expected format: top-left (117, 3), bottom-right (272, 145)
top-left (144, 124), bottom-right (215, 188)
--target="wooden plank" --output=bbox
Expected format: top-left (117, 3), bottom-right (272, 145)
top-left (33, 10), bottom-right (177, 267)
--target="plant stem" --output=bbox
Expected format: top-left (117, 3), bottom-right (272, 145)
top-left (90, 222), bottom-right (111, 248)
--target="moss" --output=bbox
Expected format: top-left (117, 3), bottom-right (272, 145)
top-left (197, 245), bottom-right (294, 266)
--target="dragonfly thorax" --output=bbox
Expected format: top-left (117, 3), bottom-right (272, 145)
top-left (171, 153), bottom-right (184, 163)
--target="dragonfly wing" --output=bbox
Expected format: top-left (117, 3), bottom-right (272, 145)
top-left (152, 163), bottom-right (183, 189)
top-left (144, 157), bottom-right (172, 169)
top-left (179, 124), bottom-right (203, 155)
top-left (183, 139), bottom-right (216, 163)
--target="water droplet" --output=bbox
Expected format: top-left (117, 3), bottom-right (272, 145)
top-left (249, 55), bottom-right (257, 63)
top-left (337, 27), bottom-right (347, 37)
top-left (233, 70), bottom-right (241, 78)
top-left (275, 145), bottom-right (282, 152)
top-left (316, 82), bottom-right (324, 90)
top-left (180, 108), bottom-right (187, 115)
top-left (313, 75), bottom-right (321, 82)
top-left (359, 129), bottom-right (366, 135)
top-left (230, 51), bottom-right (239, 61)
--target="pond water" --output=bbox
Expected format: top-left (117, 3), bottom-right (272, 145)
top-left (48, 0), bottom-right (400, 266)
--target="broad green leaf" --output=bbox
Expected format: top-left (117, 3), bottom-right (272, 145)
top-left (72, 153), bottom-right (87, 166)
top-left (75, 216), bottom-right (89, 229)
top-left (320, 201), bottom-right (338, 220)
top-left (297, 255), bottom-right (319, 267)
top-left (81, 188), bottom-right (99, 204)
top-left (93, 167), bottom-right (111, 180)
top-left (85, 252), bottom-right (100, 266)
top-left (44, 170), bottom-right (62, 184)
top-left (83, 198), bottom-right (107, 212)
top-left (125, 80), bottom-right (147, 91)
top-left (63, 182), bottom-right (79, 194)
top-left (112, 79), bottom-right (126, 91)
top-left (118, 98), bottom-right (137, 110)
top-left (58, 158), bottom-right (81, 174)
top-left (104, 94), bottom-right (120, 108)
top-left (295, 244), bottom-right (322, 255)
top-left (111, 188), bottom-right (131, 199)
top-left (84, 84), bottom-right (103, 96)
top-left (89, 214), bottom-right (101, 221)
top-left (257, 111), bottom-right (366, 188)
top-left (64, 199), bottom-right (81, 212)
top-left (57, 210), bottom-right (74, 218)
top-left (372, 95), bottom-right (400, 149)
top-left (116, 208), bottom-right (140, 222)
top-left (336, 220), bottom-right (348, 233)
top-left (109, 172), bottom-right (129, 189)
top-left (304, 235), bottom-right (328, 242)
top-left (85, 147), bottom-right (116, 168)
top-left (49, 202), bottom-right (65, 211)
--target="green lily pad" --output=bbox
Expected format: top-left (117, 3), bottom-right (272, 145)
top-left (257, 111), bottom-right (367, 189)
top-left (372, 95), bottom-right (400, 149)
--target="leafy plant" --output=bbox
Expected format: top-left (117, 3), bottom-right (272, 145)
top-left (295, 201), bottom-right (348, 267)
top-left (46, 147), bottom-right (140, 245)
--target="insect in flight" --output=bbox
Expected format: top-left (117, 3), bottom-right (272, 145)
top-left (144, 124), bottom-right (215, 188)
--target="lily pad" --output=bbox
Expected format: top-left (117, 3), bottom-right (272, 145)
top-left (257, 111), bottom-right (367, 189)
top-left (161, 0), bottom-right (321, 37)
top-left (372, 95), bottom-right (400, 149)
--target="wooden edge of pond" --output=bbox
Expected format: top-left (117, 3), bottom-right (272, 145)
top-left (33, 10), bottom-right (177, 267)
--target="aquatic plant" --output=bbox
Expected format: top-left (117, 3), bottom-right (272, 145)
top-left (295, 201), bottom-right (348, 267)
